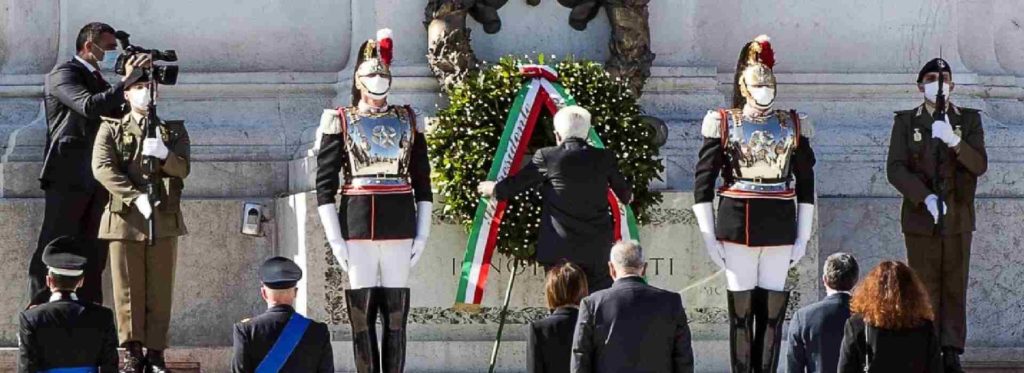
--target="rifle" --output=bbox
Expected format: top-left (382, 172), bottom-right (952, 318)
top-left (932, 59), bottom-right (948, 233)
top-left (140, 83), bottom-right (162, 246)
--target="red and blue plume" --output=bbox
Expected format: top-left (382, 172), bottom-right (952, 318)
top-left (376, 28), bottom-right (393, 66)
top-left (754, 34), bottom-right (775, 69)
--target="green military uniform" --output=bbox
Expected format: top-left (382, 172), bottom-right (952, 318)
top-left (91, 112), bottom-right (190, 350)
top-left (886, 102), bottom-right (987, 351)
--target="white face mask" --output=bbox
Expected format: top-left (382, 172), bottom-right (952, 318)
top-left (127, 87), bottom-right (152, 111)
top-left (923, 82), bottom-right (951, 103)
top-left (360, 76), bottom-right (390, 100)
top-left (748, 87), bottom-right (776, 108)
top-left (94, 46), bottom-right (120, 71)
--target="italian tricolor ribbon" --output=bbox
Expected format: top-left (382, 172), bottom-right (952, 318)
top-left (454, 65), bottom-right (641, 307)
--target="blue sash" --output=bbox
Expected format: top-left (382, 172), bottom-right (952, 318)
top-left (42, 367), bottom-right (97, 373)
top-left (255, 313), bottom-right (312, 373)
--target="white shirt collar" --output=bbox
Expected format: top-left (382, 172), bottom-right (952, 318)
top-left (74, 56), bottom-right (99, 74)
top-left (826, 288), bottom-right (851, 297)
top-left (49, 292), bottom-right (78, 302)
top-left (357, 100), bottom-right (388, 114)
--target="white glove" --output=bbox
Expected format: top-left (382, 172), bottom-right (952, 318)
top-left (318, 204), bottom-right (349, 272)
top-left (134, 194), bottom-right (153, 219)
top-left (924, 194), bottom-right (948, 224)
top-left (477, 181), bottom-right (496, 197)
top-left (931, 120), bottom-right (961, 147)
top-left (410, 201), bottom-right (433, 267)
top-left (142, 138), bottom-right (169, 160)
top-left (692, 202), bottom-right (726, 270)
top-left (791, 203), bottom-right (815, 267)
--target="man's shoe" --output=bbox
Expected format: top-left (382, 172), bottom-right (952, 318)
top-left (146, 349), bottom-right (170, 373)
top-left (120, 341), bottom-right (145, 373)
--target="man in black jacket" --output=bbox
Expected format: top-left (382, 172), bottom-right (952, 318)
top-left (232, 257), bottom-right (333, 373)
top-left (30, 22), bottom-right (149, 304)
top-left (478, 106), bottom-right (632, 292)
top-left (19, 235), bottom-right (119, 373)
top-left (786, 252), bottom-right (859, 373)
top-left (570, 240), bottom-right (694, 373)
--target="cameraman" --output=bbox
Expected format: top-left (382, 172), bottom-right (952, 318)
top-left (31, 22), bottom-right (150, 305)
top-left (92, 71), bottom-right (189, 373)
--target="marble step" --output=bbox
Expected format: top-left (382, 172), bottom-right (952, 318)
top-left (0, 345), bottom-right (1020, 372)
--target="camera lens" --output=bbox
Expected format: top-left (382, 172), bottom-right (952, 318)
top-left (154, 65), bottom-right (179, 85)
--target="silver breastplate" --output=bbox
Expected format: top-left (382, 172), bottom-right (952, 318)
top-left (344, 108), bottom-right (414, 182)
top-left (724, 110), bottom-right (797, 182)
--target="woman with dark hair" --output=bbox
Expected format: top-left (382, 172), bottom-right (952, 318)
top-left (839, 260), bottom-right (943, 372)
top-left (527, 262), bottom-right (589, 373)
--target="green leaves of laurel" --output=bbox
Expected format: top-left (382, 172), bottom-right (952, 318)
top-left (429, 56), bottom-right (663, 261)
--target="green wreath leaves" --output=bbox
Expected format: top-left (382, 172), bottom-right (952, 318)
top-left (429, 55), bottom-right (663, 261)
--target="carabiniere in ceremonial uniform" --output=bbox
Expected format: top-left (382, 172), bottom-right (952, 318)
top-left (693, 35), bottom-right (817, 373)
top-left (315, 28), bottom-right (432, 373)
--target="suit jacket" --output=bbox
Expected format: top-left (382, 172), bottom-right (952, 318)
top-left (570, 277), bottom-right (694, 373)
top-left (494, 137), bottom-right (632, 265)
top-left (886, 103), bottom-right (987, 236)
top-left (786, 293), bottom-right (852, 373)
top-left (231, 305), bottom-right (333, 373)
top-left (41, 58), bottom-right (128, 190)
top-left (837, 314), bottom-right (942, 373)
top-left (92, 113), bottom-right (190, 240)
top-left (18, 292), bottom-right (119, 373)
top-left (528, 307), bottom-right (579, 373)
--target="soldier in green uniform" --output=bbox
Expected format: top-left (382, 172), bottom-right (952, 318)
top-left (886, 58), bottom-right (987, 373)
top-left (92, 72), bottom-right (190, 373)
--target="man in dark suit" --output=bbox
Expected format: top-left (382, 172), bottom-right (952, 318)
top-left (19, 235), bottom-right (119, 373)
top-left (570, 240), bottom-right (694, 373)
top-left (786, 252), bottom-right (859, 373)
top-left (232, 257), bottom-right (333, 373)
top-left (478, 106), bottom-right (632, 292)
top-left (30, 21), bottom-right (149, 304)
top-left (887, 58), bottom-right (987, 372)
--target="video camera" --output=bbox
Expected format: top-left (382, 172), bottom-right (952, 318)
top-left (113, 30), bottom-right (179, 85)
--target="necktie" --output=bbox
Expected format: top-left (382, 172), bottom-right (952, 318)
top-left (93, 71), bottom-right (110, 88)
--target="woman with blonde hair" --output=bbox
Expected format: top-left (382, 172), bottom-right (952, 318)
top-left (527, 261), bottom-right (589, 373)
top-left (839, 260), bottom-right (942, 372)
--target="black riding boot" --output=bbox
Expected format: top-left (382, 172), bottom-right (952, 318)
top-left (727, 290), bottom-right (756, 372)
top-left (754, 288), bottom-right (790, 373)
top-left (120, 341), bottom-right (145, 373)
top-left (145, 349), bottom-right (169, 373)
top-left (380, 288), bottom-right (411, 373)
top-left (346, 288), bottom-right (381, 373)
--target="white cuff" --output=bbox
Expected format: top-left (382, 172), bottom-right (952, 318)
top-left (415, 201), bottom-right (433, 240)
top-left (796, 203), bottom-right (815, 242)
top-left (317, 204), bottom-right (344, 243)
top-left (692, 202), bottom-right (716, 236)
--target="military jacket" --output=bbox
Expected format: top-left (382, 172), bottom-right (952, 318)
top-left (92, 113), bottom-right (190, 241)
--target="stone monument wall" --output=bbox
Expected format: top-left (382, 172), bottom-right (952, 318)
top-left (1, 0), bottom-right (1021, 371)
